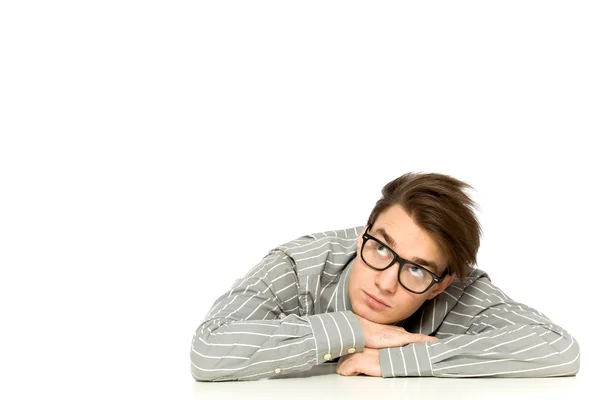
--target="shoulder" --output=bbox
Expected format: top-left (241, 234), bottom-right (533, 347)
top-left (276, 225), bottom-right (363, 252)
top-left (273, 225), bottom-right (363, 275)
top-left (463, 268), bottom-right (490, 286)
top-left (437, 267), bottom-right (492, 304)
top-left (442, 267), bottom-right (514, 307)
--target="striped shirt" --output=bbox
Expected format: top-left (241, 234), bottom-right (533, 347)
top-left (189, 226), bottom-right (580, 381)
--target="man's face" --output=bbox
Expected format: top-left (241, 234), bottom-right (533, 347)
top-left (348, 204), bottom-right (454, 325)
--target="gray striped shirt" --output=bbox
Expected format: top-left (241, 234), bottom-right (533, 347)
top-left (190, 226), bottom-right (580, 381)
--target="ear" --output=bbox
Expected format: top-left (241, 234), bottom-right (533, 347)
top-left (426, 272), bottom-right (454, 300)
top-left (356, 221), bottom-right (369, 247)
top-left (360, 221), bottom-right (368, 236)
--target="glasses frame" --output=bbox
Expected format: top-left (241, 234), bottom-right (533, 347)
top-left (360, 224), bottom-right (450, 294)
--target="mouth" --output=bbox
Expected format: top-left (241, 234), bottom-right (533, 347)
top-left (364, 291), bottom-right (390, 308)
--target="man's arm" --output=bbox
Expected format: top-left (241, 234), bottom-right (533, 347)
top-left (190, 249), bottom-right (365, 381)
top-left (379, 277), bottom-right (580, 378)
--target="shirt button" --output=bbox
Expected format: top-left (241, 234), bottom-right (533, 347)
top-left (324, 353), bottom-right (332, 361)
top-left (347, 347), bottom-right (356, 354)
top-left (275, 368), bottom-right (281, 374)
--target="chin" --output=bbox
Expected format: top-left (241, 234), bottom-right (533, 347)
top-left (359, 305), bottom-right (389, 324)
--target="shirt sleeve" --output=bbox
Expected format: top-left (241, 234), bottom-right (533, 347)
top-left (379, 276), bottom-right (580, 378)
top-left (190, 249), bottom-right (365, 381)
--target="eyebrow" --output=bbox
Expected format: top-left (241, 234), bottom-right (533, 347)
top-left (374, 227), bottom-right (440, 273)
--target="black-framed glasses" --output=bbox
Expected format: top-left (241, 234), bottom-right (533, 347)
top-left (360, 224), bottom-right (450, 294)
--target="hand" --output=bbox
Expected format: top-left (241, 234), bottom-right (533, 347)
top-left (355, 313), bottom-right (439, 349)
top-left (337, 347), bottom-right (381, 377)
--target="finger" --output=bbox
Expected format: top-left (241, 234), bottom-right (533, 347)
top-left (337, 363), bottom-right (353, 376)
top-left (411, 333), bottom-right (439, 343)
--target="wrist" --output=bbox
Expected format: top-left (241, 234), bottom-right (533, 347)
top-left (354, 314), bottom-right (373, 347)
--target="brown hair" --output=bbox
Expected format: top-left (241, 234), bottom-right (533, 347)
top-left (367, 172), bottom-right (482, 281)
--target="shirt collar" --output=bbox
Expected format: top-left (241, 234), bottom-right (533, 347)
top-left (331, 253), bottom-right (356, 313)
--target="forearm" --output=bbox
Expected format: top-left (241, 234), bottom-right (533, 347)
top-left (191, 313), bottom-right (315, 381)
top-left (379, 324), bottom-right (580, 378)
top-left (191, 310), bottom-right (365, 381)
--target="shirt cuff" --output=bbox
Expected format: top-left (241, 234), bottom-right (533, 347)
top-left (379, 341), bottom-right (434, 377)
top-left (307, 311), bottom-right (365, 364)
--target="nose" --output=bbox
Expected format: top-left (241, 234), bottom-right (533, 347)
top-left (375, 263), bottom-right (399, 294)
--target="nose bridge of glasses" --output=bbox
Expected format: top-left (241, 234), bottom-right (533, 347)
top-left (378, 257), bottom-right (403, 281)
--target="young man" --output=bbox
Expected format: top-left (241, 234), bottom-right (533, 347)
top-left (190, 172), bottom-right (580, 381)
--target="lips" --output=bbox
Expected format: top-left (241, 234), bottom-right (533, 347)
top-left (365, 291), bottom-right (389, 307)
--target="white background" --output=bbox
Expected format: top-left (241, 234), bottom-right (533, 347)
top-left (1, 1), bottom-right (598, 398)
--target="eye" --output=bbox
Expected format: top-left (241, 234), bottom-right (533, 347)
top-left (407, 265), bottom-right (425, 278)
top-left (375, 244), bottom-right (389, 257)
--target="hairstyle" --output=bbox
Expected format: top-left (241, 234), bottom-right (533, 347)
top-left (367, 172), bottom-right (482, 281)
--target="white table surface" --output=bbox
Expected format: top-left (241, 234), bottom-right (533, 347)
top-left (189, 363), bottom-right (589, 400)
